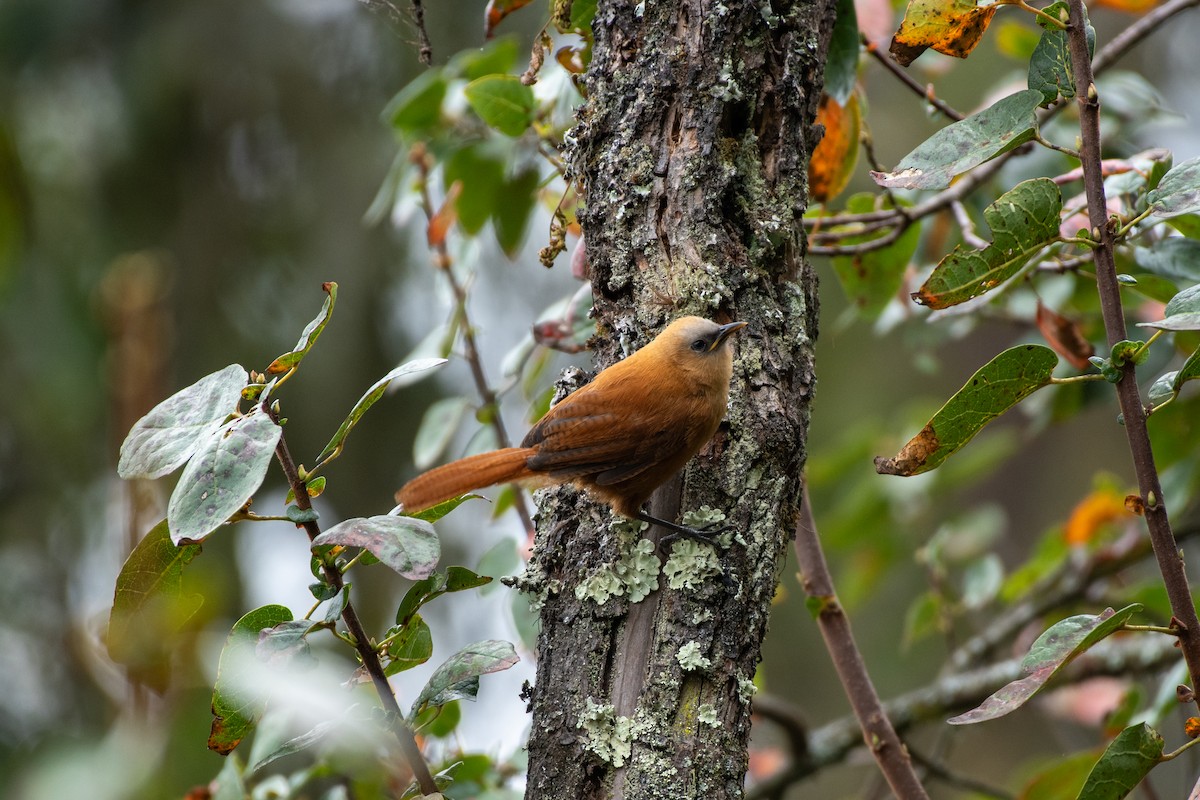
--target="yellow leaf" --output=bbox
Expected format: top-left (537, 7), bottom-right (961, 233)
top-left (890, 0), bottom-right (1002, 66)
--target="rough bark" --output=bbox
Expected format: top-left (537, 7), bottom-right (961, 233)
top-left (521, 1), bottom-right (836, 798)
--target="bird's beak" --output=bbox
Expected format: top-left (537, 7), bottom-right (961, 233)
top-left (709, 320), bottom-right (748, 351)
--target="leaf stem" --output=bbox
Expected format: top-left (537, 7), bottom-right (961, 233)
top-left (1018, 0), bottom-right (1068, 29)
top-left (1116, 207), bottom-right (1155, 239)
top-left (1123, 623), bottom-right (1180, 636)
top-left (1161, 733), bottom-right (1200, 761)
top-left (1049, 374), bottom-right (1105, 385)
top-left (1034, 133), bottom-right (1079, 160)
top-left (1130, 330), bottom-right (1165, 362)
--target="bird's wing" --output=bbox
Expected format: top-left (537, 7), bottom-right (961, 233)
top-left (523, 402), bottom-right (686, 483)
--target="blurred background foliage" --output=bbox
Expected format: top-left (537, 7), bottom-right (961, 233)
top-left (4, 0), bottom-right (1200, 797)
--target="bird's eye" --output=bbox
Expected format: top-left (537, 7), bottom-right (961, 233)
top-left (690, 338), bottom-right (707, 352)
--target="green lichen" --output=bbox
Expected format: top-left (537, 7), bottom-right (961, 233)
top-left (578, 699), bottom-right (633, 767)
top-left (575, 538), bottom-right (661, 604)
top-left (697, 703), bottom-right (721, 728)
top-left (737, 676), bottom-right (757, 705)
top-left (676, 641), bottom-right (712, 672)
top-left (663, 539), bottom-right (721, 590)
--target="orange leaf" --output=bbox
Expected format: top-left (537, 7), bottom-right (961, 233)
top-left (1186, 717), bottom-right (1200, 739)
top-left (890, 0), bottom-right (1001, 66)
top-left (1092, 0), bottom-right (1160, 11)
top-left (427, 182), bottom-right (462, 248)
top-left (1064, 489), bottom-right (1129, 546)
top-left (1036, 301), bottom-right (1094, 370)
top-left (809, 93), bottom-right (860, 204)
top-left (484, 0), bottom-right (535, 38)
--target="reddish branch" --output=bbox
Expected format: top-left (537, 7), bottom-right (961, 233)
top-left (793, 487), bottom-right (931, 799)
top-left (1064, 0), bottom-right (1200, 709)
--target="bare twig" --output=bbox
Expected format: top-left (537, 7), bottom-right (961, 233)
top-left (908, 748), bottom-right (1015, 799)
top-left (409, 0), bottom-right (432, 65)
top-left (273, 427), bottom-right (438, 796)
top-left (1066, 0), bottom-right (1200, 710)
top-left (748, 634), bottom-right (1180, 798)
top-left (863, 36), bottom-right (965, 122)
top-left (1092, 0), bottom-right (1200, 73)
top-left (807, 0), bottom-right (1192, 255)
top-left (793, 486), bottom-right (931, 799)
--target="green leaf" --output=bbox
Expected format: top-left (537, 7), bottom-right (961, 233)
top-left (265, 282), bottom-right (337, 374)
top-left (1028, 1), bottom-right (1092, 104)
top-left (824, 0), bottom-right (860, 105)
top-left (444, 145), bottom-right (506, 234)
top-left (414, 396), bottom-right (471, 470)
top-left (451, 36), bottom-right (521, 81)
top-left (446, 565), bottom-right (493, 592)
top-left (464, 76), bottom-right (535, 137)
top-left (1137, 284), bottom-right (1200, 332)
top-left (876, 345), bottom-right (1059, 476)
top-left (314, 358), bottom-right (447, 466)
top-left (494, 166), bottom-right (541, 256)
top-left (948, 604), bottom-right (1143, 724)
top-left (209, 604), bottom-right (294, 754)
top-left (1075, 723), bottom-right (1164, 800)
top-left (106, 520), bottom-right (204, 691)
top-left (167, 408), bottom-right (282, 543)
top-left (118, 364), bottom-right (248, 479)
top-left (1147, 156), bottom-right (1200, 219)
top-left (1018, 749), bottom-right (1100, 800)
top-left (255, 619), bottom-right (318, 667)
top-left (1133, 239), bottom-right (1200, 283)
top-left (830, 194), bottom-right (921, 315)
top-left (385, 69), bottom-right (447, 133)
top-left (1140, 315), bottom-right (1200, 332)
top-left (872, 90), bottom-right (1044, 190)
top-left (902, 590), bottom-right (944, 648)
top-left (410, 640), bottom-right (519, 718)
top-left (913, 178), bottom-right (1062, 308)
top-left (394, 566), bottom-right (491, 632)
top-left (312, 516), bottom-right (440, 580)
top-left (1166, 213), bottom-right (1200, 239)
top-left (383, 614), bottom-right (434, 676)
top-left (249, 720), bottom-right (341, 775)
top-left (407, 493), bottom-right (483, 523)
top-left (1174, 346), bottom-right (1200, 392)
top-left (414, 699), bottom-right (462, 738)
top-left (961, 553), bottom-right (1003, 610)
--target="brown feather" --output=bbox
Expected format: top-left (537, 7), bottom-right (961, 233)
top-left (394, 316), bottom-right (745, 521)
top-left (395, 447), bottom-right (536, 513)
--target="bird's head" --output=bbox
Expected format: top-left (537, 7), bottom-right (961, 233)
top-left (652, 317), bottom-right (747, 389)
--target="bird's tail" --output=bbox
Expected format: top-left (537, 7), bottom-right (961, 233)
top-left (395, 448), bottom-right (535, 514)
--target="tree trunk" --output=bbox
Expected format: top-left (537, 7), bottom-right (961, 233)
top-left (522, 1), bottom-right (837, 797)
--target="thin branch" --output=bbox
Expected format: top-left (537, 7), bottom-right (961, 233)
top-left (908, 747), bottom-right (1015, 800)
top-left (409, 0), bottom-right (432, 65)
top-left (273, 426), bottom-right (438, 796)
top-left (1066, 0), bottom-right (1200, 710)
top-left (863, 36), bottom-right (964, 122)
top-left (1092, 0), bottom-right (1200, 73)
top-left (951, 200), bottom-right (989, 249)
top-left (793, 486), bottom-right (931, 800)
top-left (411, 146), bottom-right (536, 534)
top-left (748, 634), bottom-right (1181, 798)
top-left (806, 0), bottom-right (1190, 245)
